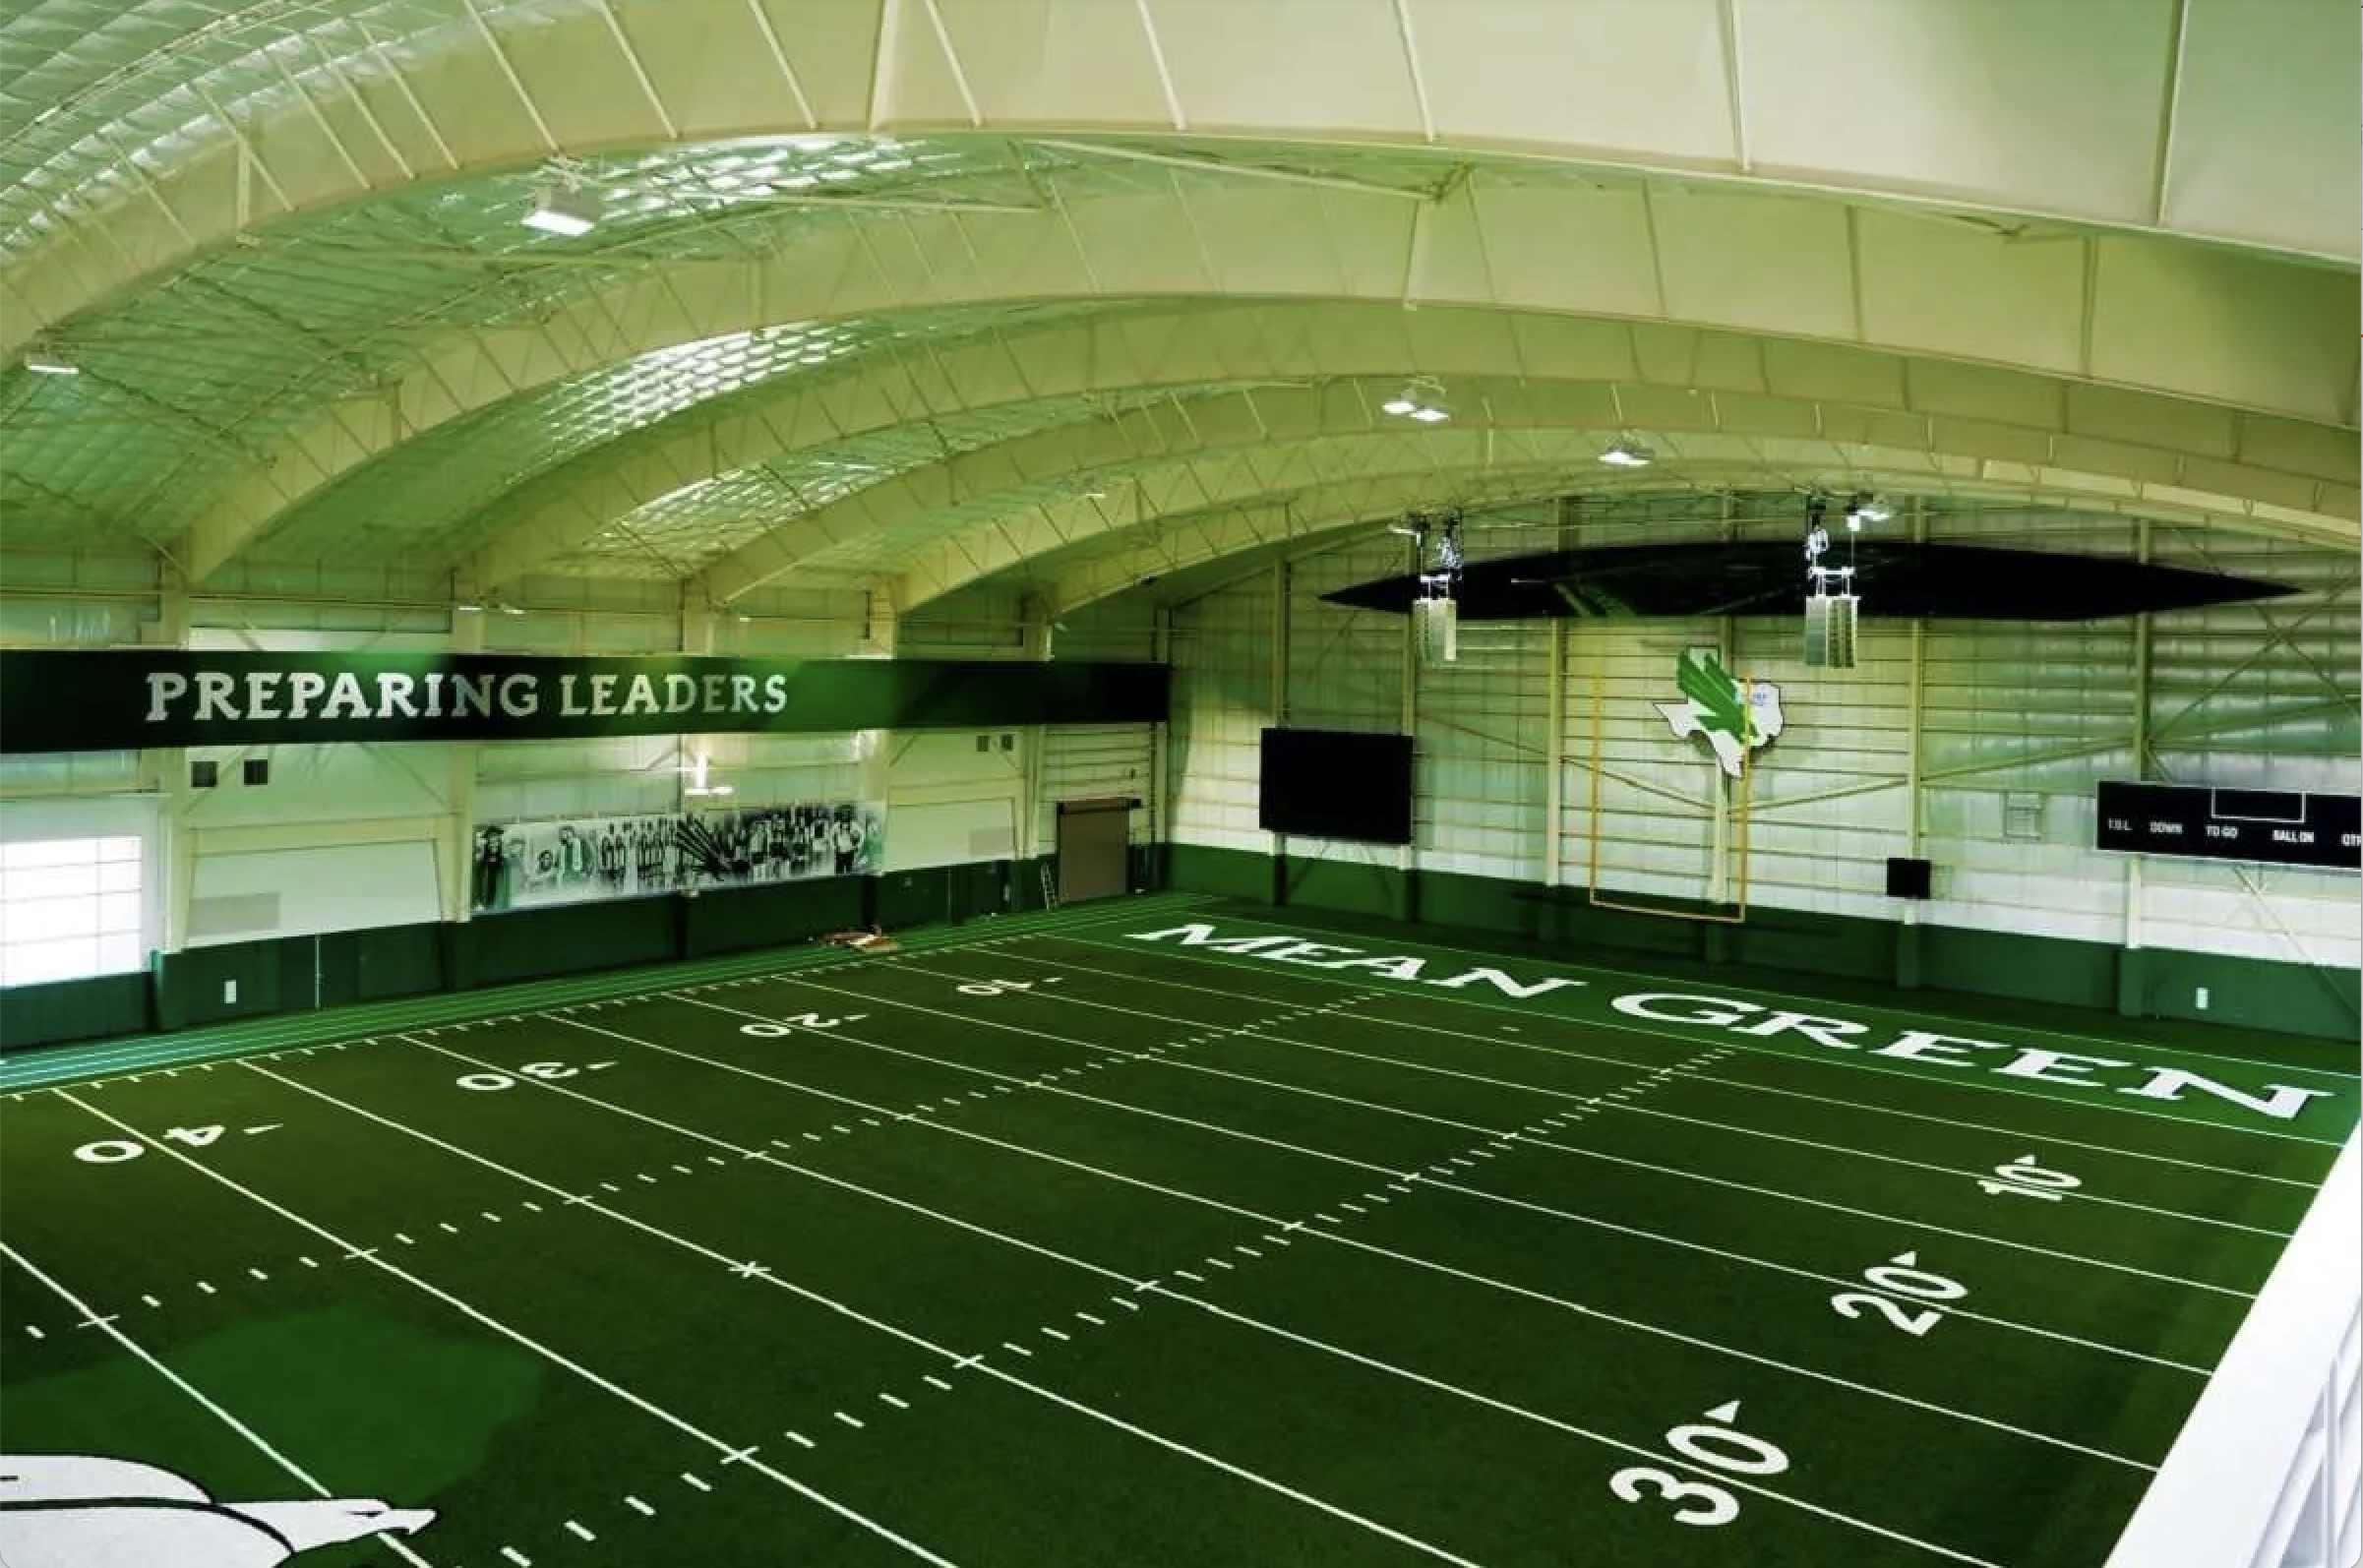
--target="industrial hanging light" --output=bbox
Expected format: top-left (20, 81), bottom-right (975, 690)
top-left (522, 163), bottom-right (602, 237)
top-left (1598, 435), bottom-right (1655, 468)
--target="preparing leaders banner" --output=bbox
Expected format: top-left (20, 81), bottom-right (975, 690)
top-left (470, 801), bottom-right (886, 916)
top-left (0, 650), bottom-right (1169, 754)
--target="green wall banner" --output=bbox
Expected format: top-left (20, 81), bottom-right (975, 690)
top-left (0, 652), bottom-right (1168, 754)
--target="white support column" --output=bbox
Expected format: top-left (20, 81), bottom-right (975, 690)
top-left (1399, 534), bottom-right (1420, 884)
top-left (442, 602), bottom-right (487, 925)
top-left (1901, 498), bottom-right (1930, 931)
top-left (1270, 561), bottom-right (1291, 871)
top-left (2124, 519), bottom-right (2155, 959)
top-left (1019, 595), bottom-right (1053, 863)
top-left (1543, 615), bottom-right (1567, 887)
top-left (1706, 493), bottom-right (1736, 906)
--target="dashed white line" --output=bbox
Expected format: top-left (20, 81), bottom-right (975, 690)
top-left (1000, 1341), bottom-right (1035, 1357)
top-left (625, 1494), bottom-right (655, 1517)
top-left (500, 1546), bottom-right (532, 1566)
top-left (833, 1411), bottom-right (866, 1429)
top-left (923, 1374), bottom-right (954, 1391)
top-left (879, 1392), bottom-right (910, 1409)
top-left (787, 1431), bottom-right (816, 1449)
top-left (1041, 1326), bottom-right (1070, 1342)
top-left (564, 1520), bottom-right (595, 1542)
top-left (680, 1472), bottom-right (710, 1492)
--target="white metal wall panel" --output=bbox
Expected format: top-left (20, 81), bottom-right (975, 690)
top-left (1166, 497), bottom-right (2360, 973)
top-left (1037, 725), bottom-right (1154, 850)
top-left (1168, 566), bottom-right (1276, 853)
top-left (1417, 620), bottom-right (1550, 880)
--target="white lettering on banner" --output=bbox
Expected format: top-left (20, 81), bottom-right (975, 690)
top-left (422, 672), bottom-right (446, 717)
top-left (559, 676), bottom-right (588, 716)
top-left (287, 671), bottom-right (327, 718)
top-left (145, 672), bottom-right (188, 721)
top-left (664, 674), bottom-right (697, 714)
top-left (731, 675), bottom-right (758, 712)
top-left (451, 675), bottom-right (495, 719)
top-left (322, 673), bottom-right (371, 720)
top-left (621, 674), bottom-right (659, 716)
top-left (702, 674), bottom-right (728, 713)
top-left (245, 671), bottom-right (282, 719)
top-left (762, 673), bottom-right (789, 713)
top-left (591, 674), bottom-right (621, 716)
top-left (377, 673), bottom-right (419, 718)
top-left (1123, 925), bottom-right (2340, 1125)
top-left (498, 673), bottom-right (536, 718)
top-left (194, 671), bottom-right (236, 720)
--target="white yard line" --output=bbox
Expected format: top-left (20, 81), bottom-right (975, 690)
top-left (982, 941), bottom-right (2347, 1169)
top-left (465, 1017), bottom-right (2166, 1460)
top-left (1030, 922), bottom-right (2355, 1085)
top-left (231, 1059), bottom-right (1497, 1568)
top-left (2, 1239), bottom-right (440, 1568)
top-left (51, 1089), bottom-right (963, 1568)
top-left (314, 1036), bottom-right (2015, 1565)
top-left (686, 978), bottom-right (2257, 1300)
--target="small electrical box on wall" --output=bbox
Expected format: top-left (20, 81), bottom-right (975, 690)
top-left (1885, 857), bottom-right (1933, 899)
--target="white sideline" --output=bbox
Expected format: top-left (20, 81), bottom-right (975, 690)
top-left (2102, 1127), bottom-right (2361, 1568)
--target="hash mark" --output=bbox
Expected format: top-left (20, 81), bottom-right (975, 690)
top-left (625, 1495), bottom-right (655, 1517)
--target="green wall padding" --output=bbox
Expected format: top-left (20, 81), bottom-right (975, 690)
top-left (462, 897), bottom-right (678, 989)
top-left (683, 877), bottom-right (865, 957)
top-left (0, 971), bottom-right (151, 1050)
top-left (1166, 840), bottom-right (2360, 1042)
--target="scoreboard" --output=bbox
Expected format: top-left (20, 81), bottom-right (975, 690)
top-left (2095, 782), bottom-right (2360, 872)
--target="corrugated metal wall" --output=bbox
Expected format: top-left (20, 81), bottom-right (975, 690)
top-left (1168, 495), bottom-right (2360, 971)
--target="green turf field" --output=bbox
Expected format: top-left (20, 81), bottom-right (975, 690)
top-left (3, 894), bottom-right (2355, 1568)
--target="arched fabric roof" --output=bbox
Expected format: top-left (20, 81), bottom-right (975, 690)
top-left (3, 0), bottom-right (2355, 619)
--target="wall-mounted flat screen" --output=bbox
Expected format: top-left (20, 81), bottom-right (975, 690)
top-left (1258, 728), bottom-right (1414, 845)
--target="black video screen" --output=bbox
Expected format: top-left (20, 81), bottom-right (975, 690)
top-left (1258, 728), bottom-right (1414, 845)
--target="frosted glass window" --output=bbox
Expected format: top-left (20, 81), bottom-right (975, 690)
top-left (0, 836), bottom-right (147, 988)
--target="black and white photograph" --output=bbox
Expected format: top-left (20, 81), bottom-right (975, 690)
top-left (469, 801), bottom-right (885, 915)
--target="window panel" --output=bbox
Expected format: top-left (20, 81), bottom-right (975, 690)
top-left (1, 835), bottom-right (148, 987)
top-left (3, 864), bottom-right (95, 902)
top-left (1, 840), bottom-right (88, 871)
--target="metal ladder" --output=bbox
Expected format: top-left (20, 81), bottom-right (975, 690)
top-left (1038, 861), bottom-right (1059, 911)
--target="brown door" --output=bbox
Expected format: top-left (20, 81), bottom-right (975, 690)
top-left (1056, 800), bottom-right (1134, 904)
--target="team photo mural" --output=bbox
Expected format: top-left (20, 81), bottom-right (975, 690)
top-left (470, 802), bottom-right (885, 915)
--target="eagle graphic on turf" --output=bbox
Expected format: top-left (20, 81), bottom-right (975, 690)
top-left (1656, 646), bottom-right (1783, 777)
top-left (0, 1454), bottom-right (436, 1568)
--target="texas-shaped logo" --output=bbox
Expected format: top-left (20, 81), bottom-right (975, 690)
top-left (1656, 646), bottom-right (1783, 777)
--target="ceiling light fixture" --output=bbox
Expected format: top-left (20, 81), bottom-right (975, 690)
top-left (1847, 492), bottom-right (1893, 527)
top-left (1381, 378), bottom-right (1449, 424)
top-left (1598, 436), bottom-right (1655, 468)
top-left (522, 165), bottom-right (601, 237)
top-left (23, 345), bottom-right (77, 375)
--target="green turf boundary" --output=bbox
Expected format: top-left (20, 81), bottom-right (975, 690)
top-left (0, 894), bottom-right (1209, 1094)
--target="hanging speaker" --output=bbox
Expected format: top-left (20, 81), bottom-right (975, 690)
top-left (1413, 597), bottom-right (1458, 665)
top-left (1803, 593), bottom-right (1858, 669)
